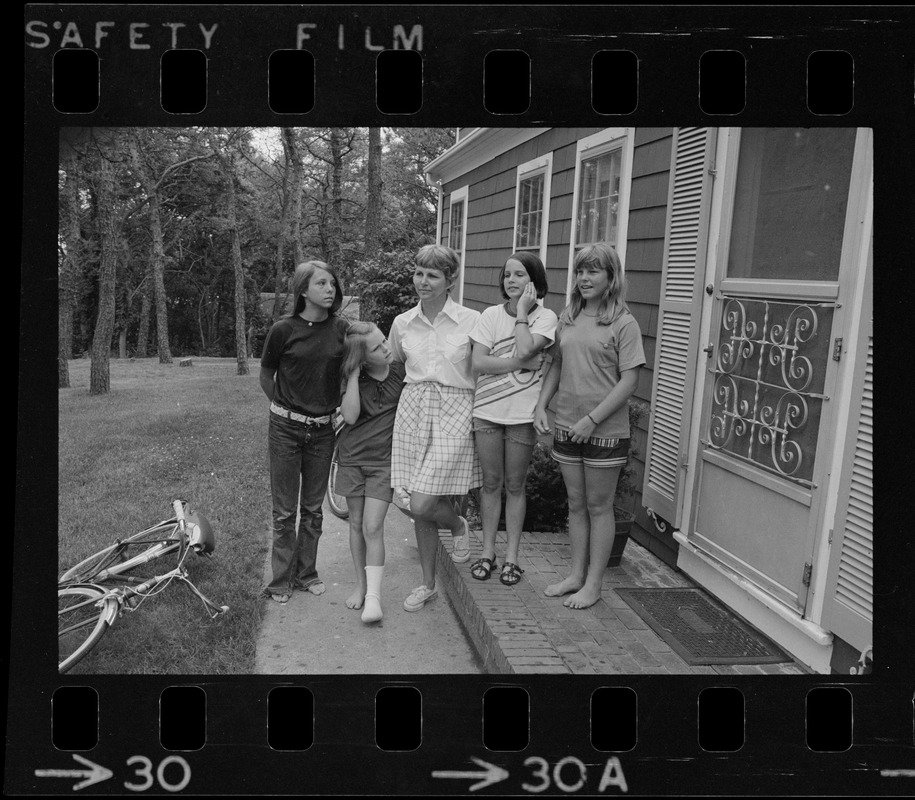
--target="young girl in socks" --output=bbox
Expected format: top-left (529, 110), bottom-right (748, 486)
top-left (259, 260), bottom-right (349, 604)
top-left (335, 321), bottom-right (406, 623)
top-left (469, 252), bottom-right (558, 586)
top-left (534, 243), bottom-right (645, 610)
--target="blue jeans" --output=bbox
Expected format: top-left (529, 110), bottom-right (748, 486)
top-left (266, 414), bottom-right (335, 595)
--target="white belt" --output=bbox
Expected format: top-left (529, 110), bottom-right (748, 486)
top-left (270, 402), bottom-right (332, 426)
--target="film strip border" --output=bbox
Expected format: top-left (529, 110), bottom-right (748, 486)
top-left (20, 680), bottom-right (915, 794)
top-left (41, 47), bottom-right (861, 118)
top-left (24, 6), bottom-right (915, 124)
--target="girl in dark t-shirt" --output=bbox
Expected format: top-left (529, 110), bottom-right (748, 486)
top-left (336, 322), bottom-right (406, 624)
top-left (259, 260), bottom-right (349, 604)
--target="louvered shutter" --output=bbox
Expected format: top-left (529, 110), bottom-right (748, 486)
top-left (822, 248), bottom-right (873, 652)
top-left (641, 127), bottom-right (717, 528)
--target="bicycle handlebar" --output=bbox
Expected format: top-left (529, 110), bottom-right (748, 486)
top-left (172, 499), bottom-right (187, 526)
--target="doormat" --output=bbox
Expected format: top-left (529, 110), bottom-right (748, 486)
top-left (615, 588), bottom-right (790, 665)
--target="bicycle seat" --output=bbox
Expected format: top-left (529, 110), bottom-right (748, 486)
top-left (187, 512), bottom-right (215, 554)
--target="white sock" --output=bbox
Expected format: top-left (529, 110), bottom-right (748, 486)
top-left (362, 565), bottom-right (384, 623)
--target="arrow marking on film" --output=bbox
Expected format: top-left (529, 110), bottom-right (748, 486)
top-left (35, 753), bottom-right (113, 791)
top-left (432, 756), bottom-right (509, 791)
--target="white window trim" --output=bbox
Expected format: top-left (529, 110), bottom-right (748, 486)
top-left (448, 185), bottom-right (469, 304)
top-left (512, 152), bottom-right (553, 265)
top-left (566, 127), bottom-right (634, 302)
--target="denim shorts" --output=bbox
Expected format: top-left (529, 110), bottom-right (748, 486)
top-left (472, 418), bottom-right (537, 447)
top-left (551, 428), bottom-right (629, 469)
top-left (334, 463), bottom-right (394, 503)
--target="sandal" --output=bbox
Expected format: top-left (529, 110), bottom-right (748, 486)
top-left (500, 562), bottom-right (525, 586)
top-left (470, 557), bottom-right (498, 581)
top-left (269, 593), bottom-right (290, 604)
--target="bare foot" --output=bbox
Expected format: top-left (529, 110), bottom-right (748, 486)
top-left (564, 588), bottom-right (601, 609)
top-left (346, 589), bottom-right (365, 610)
top-left (544, 576), bottom-right (583, 597)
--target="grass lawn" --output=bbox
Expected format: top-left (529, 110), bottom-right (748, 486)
top-left (59, 357), bottom-right (271, 674)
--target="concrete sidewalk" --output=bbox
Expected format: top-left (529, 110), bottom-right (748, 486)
top-left (254, 501), bottom-right (483, 674)
top-left (435, 526), bottom-right (807, 676)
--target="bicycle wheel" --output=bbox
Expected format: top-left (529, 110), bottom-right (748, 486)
top-left (59, 521), bottom-right (179, 584)
top-left (326, 440), bottom-right (349, 520)
top-left (58, 585), bottom-right (118, 674)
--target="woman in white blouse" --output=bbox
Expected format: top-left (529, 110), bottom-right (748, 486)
top-left (389, 244), bottom-right (482, 612)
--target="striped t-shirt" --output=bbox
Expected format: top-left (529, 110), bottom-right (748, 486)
top-left (470, 303), bottom-right (558, 425)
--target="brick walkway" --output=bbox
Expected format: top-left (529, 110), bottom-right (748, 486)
top-left (436, 527), bottom-right (806, 675)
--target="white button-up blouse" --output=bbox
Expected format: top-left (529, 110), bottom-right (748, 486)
top-left (388, 296), bottom-right (481, 390)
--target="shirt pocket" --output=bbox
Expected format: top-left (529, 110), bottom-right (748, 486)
top-left (445, 333), bottom-right (471, 364)
top-left (594, 333), bottom-right (619, 369)
top-left (401, 334), bottom-right (426, 360)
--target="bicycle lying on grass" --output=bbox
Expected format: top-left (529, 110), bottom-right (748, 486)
top-left (58, 500), bottom-right (228, 674)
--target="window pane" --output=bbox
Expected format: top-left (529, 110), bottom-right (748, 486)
top-left (450, 200), bottom-right (464, 251)
top-left (516, 173), bottom-right (545, 249)
top-left (578, 148), bottom-right (621, 246)
top-left (727, 128), bottom-right (856, 281)
top-left (529, 174), bottom-right (543, 213)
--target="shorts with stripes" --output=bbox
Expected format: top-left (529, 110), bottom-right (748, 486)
top-left (551, 428), bottom-right (629, 469)
top-left (390, 382), bottom-right (482, 496)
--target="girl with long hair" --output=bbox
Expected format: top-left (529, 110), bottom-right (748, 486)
top-left (533, 243), bottom-right (645, 609)
top-left (259, 260), bottom-right (349, 604)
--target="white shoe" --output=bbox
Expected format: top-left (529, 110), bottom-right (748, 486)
top-left (451, 517), bottom-right (471, 563)
top-left (403, 584), bottom-right (438, 612)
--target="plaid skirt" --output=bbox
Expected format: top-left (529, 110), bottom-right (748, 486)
top-left (390, 382), bottom-right (482, 496)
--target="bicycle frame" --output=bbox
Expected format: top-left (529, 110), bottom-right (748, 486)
top-left (58, 500), bottom-right (227, 674)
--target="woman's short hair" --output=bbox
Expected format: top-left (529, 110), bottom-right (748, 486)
top-left (499, 251), bottom-right (549, 300)
top-left (415, 244), bottom-right (461, 285)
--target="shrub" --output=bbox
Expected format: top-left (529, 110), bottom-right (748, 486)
top-left (349, 249), bottom-right (417, 335)
top-left (523, 441), bottom-right (570, 531)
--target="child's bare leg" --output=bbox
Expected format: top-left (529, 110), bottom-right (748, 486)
top-left (545, 462), bottom-right (589, 597)
top-left (361, 497), bottom-right (389, 623)
top-left (503, 438), bottom-right (534, 566)
top-left (564, 466), bottom-right (620, 609)
top-left (362, 496), bottom-right (388, 566)
top-left (346, 496), bottom-right (367, 609)
top-left (474, 429), bottom-right (504, 563)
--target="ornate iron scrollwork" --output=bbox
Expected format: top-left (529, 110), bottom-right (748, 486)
top-left (707, 296), bottom-right (832, 486)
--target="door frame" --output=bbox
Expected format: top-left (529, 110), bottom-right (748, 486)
top-left (680, 127), bottom-right (874, 619)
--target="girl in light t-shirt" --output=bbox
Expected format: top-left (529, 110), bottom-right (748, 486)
top-left (469, 252), bottom-right (558, 586)
top-left (534, 243), bottom-right (645, 610)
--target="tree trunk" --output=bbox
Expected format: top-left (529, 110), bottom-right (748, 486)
top-left (149, 195), bottom-right (172, 363)
top-left (328, 128), bottom-right (345, 269)
top-left (226, 163), bottom-right (249, 375)
top-left (365, 127), bottom-right (383, 260)
top-left (136, 267), bottom-right (151, 357)
top-left (282, 128), bottom-right (306, 266)
top-left (119, 328), bottom-right (128, 359)
top-left (59, 145), bottom-right (82, 388)
top-left (90, 149), bottom-right (118, 395)
top-left (129, 132), bottom-right (172, 364)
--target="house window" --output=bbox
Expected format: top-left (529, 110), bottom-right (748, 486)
top-left (516, 173), bottom-right (544, 248)
top-left (577, 147), bottom-right (622, 247)
top-left (513, 153), bottom-right (552, 263)
top-left (567, 128), bottom-right (633, 299)
top-left (446, 185), bottom-right (469, 302)
top-left (449, 198), bottom-right (464, 253)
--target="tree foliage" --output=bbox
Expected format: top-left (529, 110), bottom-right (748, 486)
top-left (58, 126), bottom-right (455, 390)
